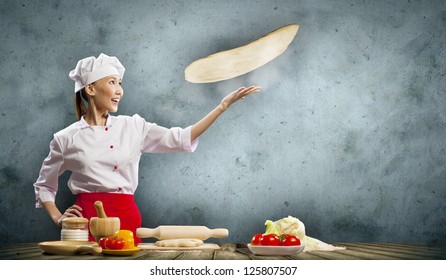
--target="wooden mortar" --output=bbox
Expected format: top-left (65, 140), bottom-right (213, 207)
top-left (89, 201), bottom-right (120, 242)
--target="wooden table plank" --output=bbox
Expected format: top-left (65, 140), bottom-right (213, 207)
top-left (342, 243), bottom-right (446, 258)
top-left (39, 254), bottom-right (102, 260)
top-left (0, 244), bottom-right (38, 252)
top-left (324, 248), bottom-right (396, 260)
top-left (174, 250), bottom-right (215, 260)
top-left (302, 250), bottom-right (361, 260)
top-left (134, 251), bottom-right (184, 260)
top-left (341, 243), bottom-right (445, 257)
top-left (288, 252), bottom-right (328, 260)
top-left (1, 244), bottom-right (43, 260)
top-left (357, 242), bottom-right (446, 251)
top-left (1, 243), bottom-right (445, 260)
top-left (214, 243), bottom-right (251, 260)
top-left (347, 242), bottom-right (446, 256)
top-left (335, 243), bottom-right (434, 260)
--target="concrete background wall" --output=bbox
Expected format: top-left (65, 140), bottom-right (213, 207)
top-left (0, 0), bottom-right (445, 245)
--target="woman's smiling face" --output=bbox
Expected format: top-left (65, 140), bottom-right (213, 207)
top-left (87, 75), bottom-right (124, 113)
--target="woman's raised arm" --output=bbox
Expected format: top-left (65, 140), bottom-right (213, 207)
top-left (191, 86), bottom-right (261, 141)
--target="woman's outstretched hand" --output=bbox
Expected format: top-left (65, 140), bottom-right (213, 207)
top-left (220, 86), bottom-right (262, 111)
top-left (191, 85), bottom-right (262, 141)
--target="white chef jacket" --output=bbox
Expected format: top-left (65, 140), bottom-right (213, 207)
top-left (34, 114), bottom-right (198, 208)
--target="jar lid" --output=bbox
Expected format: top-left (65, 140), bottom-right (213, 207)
top-left (62, 217), bottom-right (88, 224)
top-left (62, 217), bottom-right (89, 229)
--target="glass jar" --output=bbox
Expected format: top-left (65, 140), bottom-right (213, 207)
top-left (61, 217), bottom-right (89, 241)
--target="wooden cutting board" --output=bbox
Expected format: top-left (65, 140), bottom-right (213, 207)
top-left (38, 241), bottom-right (102, 255)
top-left (138, 243), bottom-right (221, 251)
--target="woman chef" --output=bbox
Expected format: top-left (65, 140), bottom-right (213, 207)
top-left (33, 53), bottom-right (261, 243)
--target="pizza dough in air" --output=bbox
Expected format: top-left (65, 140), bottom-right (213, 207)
top-left (155, 238), bottom-right (204, 247)
top-left (185, 24), bottom-right (299, 83)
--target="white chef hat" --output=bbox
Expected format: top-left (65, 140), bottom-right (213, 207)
top-left (69, 53), bottom-right (125, 93)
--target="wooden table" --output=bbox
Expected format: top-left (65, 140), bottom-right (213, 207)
top-left (1, 242), bottom-right (445, 260)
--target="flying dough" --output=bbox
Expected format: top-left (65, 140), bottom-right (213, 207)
top-left (185, 24), bottom-right (299, 83)
top-left (155, 238), bottom-right (204, 247)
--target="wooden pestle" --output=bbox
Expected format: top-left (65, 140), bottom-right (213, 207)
top-left (94, 201), bottom-right (107, 218)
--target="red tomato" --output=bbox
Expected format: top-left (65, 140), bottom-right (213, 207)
top-left (260, 234), bottom-right (280, 246)
top-left (281, 234), bottom-right (301, 246)
top-left (251, 234), bottom-right (263, 245)
top-left (98, 237), bottom-right (107, 249)
top-left (106, 236), bottom-right (125, 250)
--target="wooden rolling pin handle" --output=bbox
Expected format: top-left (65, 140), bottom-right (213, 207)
top-left (136, 227), bottom-right (157, 238)
top-left (211, 228), bottom-right (229, 238)
top-left (94, 201), bottom-right (107, 218)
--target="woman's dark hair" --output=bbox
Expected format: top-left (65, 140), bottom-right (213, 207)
top-left (74, 88), bottom-right (88, 120)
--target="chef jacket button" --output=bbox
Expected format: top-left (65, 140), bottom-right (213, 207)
top-left (110, 145), bottom-right (114, 149)
top-left (114, 165), bottom-right (118, 170)
top-left (105, 127), bottom-right (109, 131)
top-left (118, 187), bottom-right (122, 191)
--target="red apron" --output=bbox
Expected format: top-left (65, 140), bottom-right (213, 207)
top-left (75, 193), bottom-right (142, 244)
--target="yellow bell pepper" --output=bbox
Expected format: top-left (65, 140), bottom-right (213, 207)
top-left (113, 230), bottom-right (135, 249)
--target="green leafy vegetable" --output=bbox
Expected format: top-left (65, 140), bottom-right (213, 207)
top-left (263, 215), bottom-right (306, 239)
top-left (264, 220), bottom-right (280, 235)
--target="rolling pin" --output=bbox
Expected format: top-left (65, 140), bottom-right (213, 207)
top-left (136, 226), bottom-right (229, 240)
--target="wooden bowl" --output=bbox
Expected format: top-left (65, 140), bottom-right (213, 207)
top-left (88, 201), bottom-right (120, 241)
top-left (89, 217), bottom-right (120, 242)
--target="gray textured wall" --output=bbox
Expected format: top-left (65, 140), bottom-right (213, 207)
top-left (0, 0), bottom-right (445, 245)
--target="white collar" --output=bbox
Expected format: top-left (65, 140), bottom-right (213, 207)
top-left (79, 114), bottom-right (113, 129)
